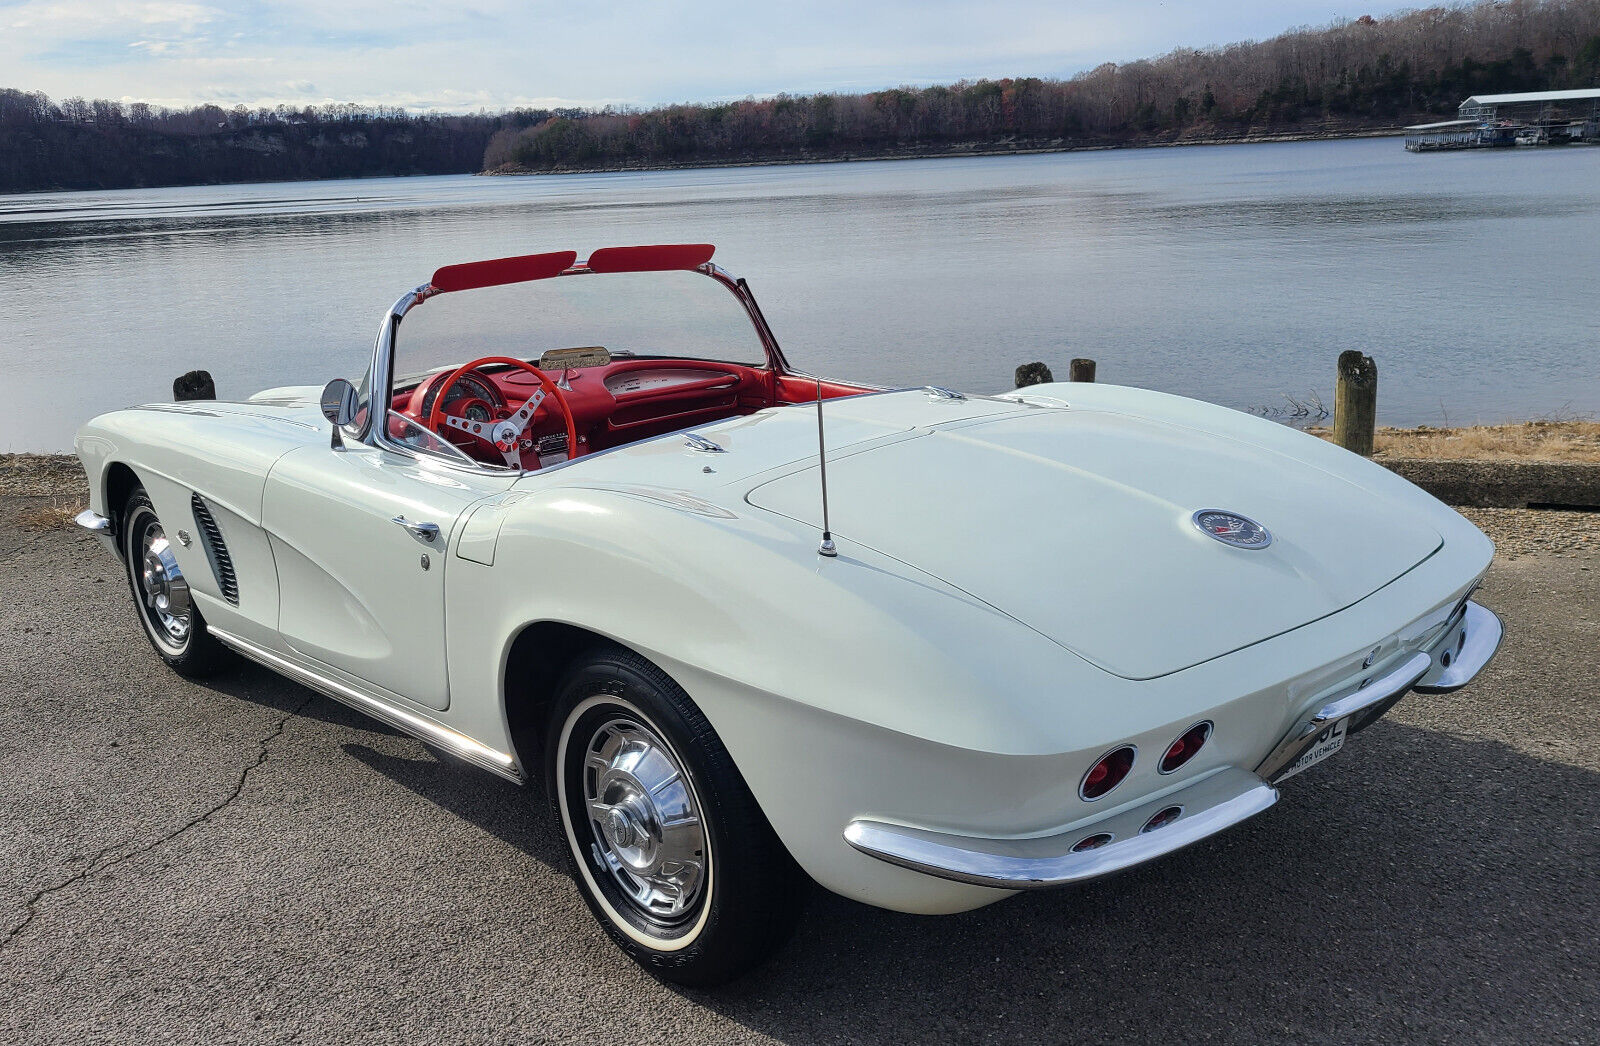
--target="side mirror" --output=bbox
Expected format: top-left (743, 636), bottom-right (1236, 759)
top-left (320, 378), bottom-right (357, 450)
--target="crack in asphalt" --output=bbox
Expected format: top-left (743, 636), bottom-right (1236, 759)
top-left (0, 692), bottom-right (316, 952)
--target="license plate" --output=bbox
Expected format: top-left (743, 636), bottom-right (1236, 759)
top-left (1277, 717), bottom-right (1349, 781)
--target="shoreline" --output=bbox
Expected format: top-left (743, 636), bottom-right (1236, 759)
top-left (1, 126), bottom-right (1411, 196)
top-left (481, 127), bottom-right (1409, 178)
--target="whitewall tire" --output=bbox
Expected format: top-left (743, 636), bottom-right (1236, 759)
top-left (547, 643), bottom-right (803, 986)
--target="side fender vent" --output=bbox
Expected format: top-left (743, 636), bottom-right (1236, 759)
top-left (190, 494), bottom-right (239, 606)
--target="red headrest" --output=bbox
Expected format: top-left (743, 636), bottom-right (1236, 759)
top-left (430, 251), bottom-right (578, 293)
top-left (586, 244), bottom-right (715, 273)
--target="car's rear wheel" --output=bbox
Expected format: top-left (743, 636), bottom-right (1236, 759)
top-left (547, 644), bottom-right (802, 986)
top-left (121, 487), bottom-right (233, 677)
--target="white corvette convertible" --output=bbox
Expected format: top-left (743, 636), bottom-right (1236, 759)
top-left (74, 244), bottom-right (1501, 985)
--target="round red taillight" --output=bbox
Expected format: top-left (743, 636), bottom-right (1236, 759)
top-left (1079, 745), bottom-right (1137, 801)
top-left (1158, 721), bottom-right (1213, 775)
top-left (1071, 833), bottom-right (1114, 853)
top-left (1142, 805), bottom-right (1184, 833)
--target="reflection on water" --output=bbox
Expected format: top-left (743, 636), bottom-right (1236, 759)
top-left (2, 137), bottom-right (1597, 451)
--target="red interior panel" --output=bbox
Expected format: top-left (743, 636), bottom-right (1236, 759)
top-left (774, 374), bottom-right (874, 403)
top-left (430, 251), bottom-right (578, 293)
top-left (586, 244), bottom-right (716, 273)
top-left (395, 353), bottom-right (874, 469)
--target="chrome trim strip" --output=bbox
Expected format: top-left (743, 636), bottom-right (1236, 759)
top-left (844, 766), bottom-right (1277, 890)
top-left (1414, 601), bottom-right (1503, 693)
top-left (207, 627), bottom-right (523, 784)
top-left (1255, 650), bottom-right (1432, 781)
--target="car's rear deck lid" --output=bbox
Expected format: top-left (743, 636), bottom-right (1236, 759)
top-left (747, 407), bottom-right (1442, 679)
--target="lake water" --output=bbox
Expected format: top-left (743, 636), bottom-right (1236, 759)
top-left (2, 137), bottom-right (1597, 452)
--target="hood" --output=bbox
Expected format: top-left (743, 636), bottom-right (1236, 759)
top-left (746, 406), bottom-right (1440, 679)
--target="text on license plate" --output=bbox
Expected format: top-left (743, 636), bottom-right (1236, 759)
top-left (1278, 717), bottom-right (1349, 781)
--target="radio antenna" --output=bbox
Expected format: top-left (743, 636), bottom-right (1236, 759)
top-left (815, 376), bottom-right (837, 557)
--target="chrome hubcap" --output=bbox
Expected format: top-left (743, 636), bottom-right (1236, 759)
top-left (138, 521), bottom-right (191, 646)
top-left (582, 717), bottom-right (707, 920)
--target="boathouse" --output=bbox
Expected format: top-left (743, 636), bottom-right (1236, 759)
top-left (1405, 88), bottom-right (1600, 151)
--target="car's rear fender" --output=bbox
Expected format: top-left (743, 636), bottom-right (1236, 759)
top-left (443, 482), bottom-right (1488, 914)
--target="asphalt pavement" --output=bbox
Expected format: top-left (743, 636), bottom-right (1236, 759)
top-left (1, 495), bottom-right (1596, 1045)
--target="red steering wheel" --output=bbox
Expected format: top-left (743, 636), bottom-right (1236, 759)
top-left (424, 356), bottom-right (578, 469)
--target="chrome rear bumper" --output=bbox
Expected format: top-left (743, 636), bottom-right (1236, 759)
top-left (844, 767), bottom-right (1277, 890)
top-left (842, 600), bottom-right (1503, 893)
top-left (1414, 600), bottom-right (1503, 693)
top-left (1254, 650), bottom-right (1433, 781)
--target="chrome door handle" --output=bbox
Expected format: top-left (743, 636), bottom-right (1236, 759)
top-left (391, 516), bottom-right (440, 542)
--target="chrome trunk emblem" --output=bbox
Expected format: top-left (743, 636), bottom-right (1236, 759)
top-left (1192, 510), bottom-right (1272, 550)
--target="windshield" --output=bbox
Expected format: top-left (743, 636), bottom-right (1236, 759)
top-left (392, 268), bottom-right (768, 389)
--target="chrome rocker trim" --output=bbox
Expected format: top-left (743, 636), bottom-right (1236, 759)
top-left (1414, 600), bottom-right (1503, 693)
top-left (843, 766), bottom-right (1278, 890)
top-left (207, 627), bottom-right (523, 784)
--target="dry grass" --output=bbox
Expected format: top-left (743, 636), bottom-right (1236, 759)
top-left (16, 499), bottom-right (84, 531)
top-left (1312, 420), bottom-right (1600, 463)
top-left (0, 453), bottom-right (87, 497)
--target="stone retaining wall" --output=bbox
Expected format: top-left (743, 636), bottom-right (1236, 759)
top-left (1385, 458), bottom-right (1600, 509)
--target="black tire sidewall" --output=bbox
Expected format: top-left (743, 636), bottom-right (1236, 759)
top-left (120, 487), bottom-right (230, 677)
top-left (123, 492), bottom-right (189, 659)
top-left (546, 644), bottom-right (801, 986)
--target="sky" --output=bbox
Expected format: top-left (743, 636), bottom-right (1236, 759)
top-left (2, 1), bottom-right (1425, 112)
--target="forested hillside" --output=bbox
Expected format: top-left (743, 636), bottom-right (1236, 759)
top-left (0, 99), bottom-right (541, 192)
top-left (3, 0), bottom-right (1598, 193)
top-left (487, 0), bottom-right (1600, 171)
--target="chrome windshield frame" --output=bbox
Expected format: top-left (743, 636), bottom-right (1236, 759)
top-left (353, 261), bottom-right (792, 474)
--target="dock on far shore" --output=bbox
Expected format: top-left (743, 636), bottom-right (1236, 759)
top-left (1404, 88), bottom-right (1600, 152)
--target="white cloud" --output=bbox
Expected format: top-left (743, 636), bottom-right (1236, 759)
top-left (1, 2), bottom-right (1430, 113)
top-left (8, 1), bottom-right (216, 34)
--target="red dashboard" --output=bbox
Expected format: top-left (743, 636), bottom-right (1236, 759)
top-left (393, 357), bottom-right (869, 469)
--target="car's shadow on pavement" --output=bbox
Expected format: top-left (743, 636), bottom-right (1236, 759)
top-left (201, 662), bottom-right (409, 736)
top-left (342, 742), bottom-right (571, 870)
top-left (345, 713), bottom-right (1600, 1043)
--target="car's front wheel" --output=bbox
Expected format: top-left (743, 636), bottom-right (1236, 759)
top-left (121, 487), bottom-right (233, 677)
top-left (547, 644), bottom-right (802, 986)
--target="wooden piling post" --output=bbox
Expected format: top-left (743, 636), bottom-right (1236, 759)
top-left (1333, 351), bottom-right (1377, 456)
top-left (173, 369), bottom-right (216, 401)
top-left (1014, 361), bottom-right (1053, 388)
top-left (1069, 358), bottom-right (1096, 382)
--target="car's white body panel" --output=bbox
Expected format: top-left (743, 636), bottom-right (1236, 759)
top-left (77, 377), bottom-right (1495, 916)
top-left (747, 395), bottom-right (1442, 679)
